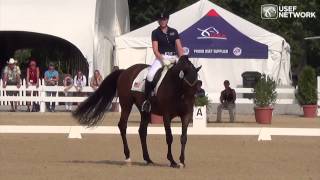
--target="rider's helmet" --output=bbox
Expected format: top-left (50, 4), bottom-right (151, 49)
top-left (157, 11), bottom-right (170, 20)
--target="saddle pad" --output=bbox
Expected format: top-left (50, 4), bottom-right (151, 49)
top-left (131, 66), bottom-right (171, 94)
top-left (131, 68), bottom-right (149, 92)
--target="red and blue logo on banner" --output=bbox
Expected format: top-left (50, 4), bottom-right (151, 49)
top-left (180, 9), bottom-right (268, 59)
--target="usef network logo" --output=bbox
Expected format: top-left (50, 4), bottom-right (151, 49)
top-left (261, 4), bottom-right (278, 19)
top-left (261, 4), bottom-right (316, 19)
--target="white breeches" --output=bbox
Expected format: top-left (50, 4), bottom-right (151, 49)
top-left (146, 55), bottom-right (178, 82)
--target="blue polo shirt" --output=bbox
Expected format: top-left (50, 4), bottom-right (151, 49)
top-left (44, 70), bottom-right (59, 80)
top-left (151, 26), bottom-right (180, 55)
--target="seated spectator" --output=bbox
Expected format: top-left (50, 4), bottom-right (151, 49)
top-left (44, 63), bottom-right (59, 112)
top-left (2, 58), bottom-right (21, 112)
top-left (195, 80), bottom-right (205, 98)
top-left (26, 58), bottom-right (40, 112)
top-left (74, 70), bottom-right (87, 105)
top-left (63, 74), bottom-right (73, 111)
top-left (90, 70), bottom-right (103, 90)
top-left (216, 80), bottom-right (236, 123)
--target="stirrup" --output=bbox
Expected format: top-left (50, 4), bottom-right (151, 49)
top-left (141, 100), bottom-right (151, 113)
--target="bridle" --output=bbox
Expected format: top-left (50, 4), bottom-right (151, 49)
top-left (183, 77), bottom-right (198, 87)
top-left (178, 66), bottom-right (199, 87)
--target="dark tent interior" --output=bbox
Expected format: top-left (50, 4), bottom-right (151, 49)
top-left (0, 31), bottom-right (88, 81)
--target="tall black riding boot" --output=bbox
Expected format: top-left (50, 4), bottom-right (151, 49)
top-left (142, 80), bottom-right (153, 112)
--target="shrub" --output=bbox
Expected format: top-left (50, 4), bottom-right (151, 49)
top-left (253, 74), bottom-right (277, 107)
top-left (296, 66), bottom-right (317, 105)
top-left (195, 94), bottom-right (210, 106)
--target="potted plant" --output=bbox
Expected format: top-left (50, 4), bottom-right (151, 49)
top-left (295, 66), bottom-right (317, 118)
top-left (253, 74), bottom-right (277, 124)
top-left (195, 94), bottom-right (210, 107)
top-left (193, 94), bottom-right (210, 128)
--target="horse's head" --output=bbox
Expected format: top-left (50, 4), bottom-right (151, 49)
top-left (174, 55), bottom-right (202, 97)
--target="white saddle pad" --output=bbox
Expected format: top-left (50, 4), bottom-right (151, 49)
top-left (131, 66), bottom-right (171, 95)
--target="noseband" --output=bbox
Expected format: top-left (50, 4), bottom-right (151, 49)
top-left (183, 77), bottom-right (198, 87)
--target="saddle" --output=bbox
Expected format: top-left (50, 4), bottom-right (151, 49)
top-left (131, 65), bottom-right (173, 95)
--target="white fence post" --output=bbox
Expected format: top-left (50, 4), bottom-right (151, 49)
top-left (317, 76), bottom-right (320, 116)
top-left (40, 86), bottom-right (46, 113)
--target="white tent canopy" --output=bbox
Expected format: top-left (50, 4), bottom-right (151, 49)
top-left (115, 0), bottom-right (291, 95)
top-left (0, 0), bottom-right (130, 77)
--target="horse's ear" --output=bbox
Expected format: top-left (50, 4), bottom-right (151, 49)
top-left (196, 66), bottom-right (202, 72)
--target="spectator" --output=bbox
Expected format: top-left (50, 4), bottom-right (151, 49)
top-left (26, 59), bottom-right (40, 112)
top-left (2, 58), bottom-right (21, 112)
top-left (216, 80), bottom-right (236, 123)
top-left (63, 74), bottom-right (73, 111)
top-left (195, 80), bottom-right (205, 98)
top-left (44, 62), bottom-right (59, 112)
top-left (90, 70), bottom-right (102, 90)
top-left (74, 70), bottom-right (87, 105)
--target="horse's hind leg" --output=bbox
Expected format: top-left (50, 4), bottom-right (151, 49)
top-left (139, 112), bottom-right (153, 164)
top-left (118, 99), bottom-right (133, 164)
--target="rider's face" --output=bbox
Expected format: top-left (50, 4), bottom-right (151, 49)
top-left (158, 18), bottom-right (168, 28)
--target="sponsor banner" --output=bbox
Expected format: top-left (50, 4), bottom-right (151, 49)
top-left (180, 9), bottom-right (268, 59)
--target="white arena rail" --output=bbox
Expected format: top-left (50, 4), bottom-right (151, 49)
top-left (0, 78), bottom-right (319, 141)
top-left (0, 78), bottom-right (98, 112)
top-left (0, 77), bottom-right (319, 116)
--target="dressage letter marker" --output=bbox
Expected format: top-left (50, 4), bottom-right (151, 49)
top-left (193, 106), bottom-right (207, 128)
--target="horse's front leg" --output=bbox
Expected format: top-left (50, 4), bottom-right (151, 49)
top-left (163, 117), bottom-right (178, 168)
top-left (139, 112), bottom-right (153, 164)
top-left (179, 115), bottom-right (191, 168)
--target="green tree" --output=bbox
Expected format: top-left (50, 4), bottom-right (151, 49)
top-left (128, 0), bottom-right (320, 74)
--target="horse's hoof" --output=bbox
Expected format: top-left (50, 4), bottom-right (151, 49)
top-left (145, 160), bottom-right (154, 165)
top-left (125, 158), bottom-right (132, 166)
top-left (178, 163), bottom-right (185, 169)
top-left (170, 163), bottom-right (179, 168)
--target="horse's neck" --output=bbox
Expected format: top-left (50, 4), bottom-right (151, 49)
top-left (163, 69), bottom-right (183, 95)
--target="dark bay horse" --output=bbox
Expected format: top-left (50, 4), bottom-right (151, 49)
top-left (73, 55), bottom-right (201, 168)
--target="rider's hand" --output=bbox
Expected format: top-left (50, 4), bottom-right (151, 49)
top-left (163, 59), bottom-right (171, 66)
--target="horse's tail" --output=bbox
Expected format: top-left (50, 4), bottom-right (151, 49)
top-left (73, 70), bottom-right (124, 126)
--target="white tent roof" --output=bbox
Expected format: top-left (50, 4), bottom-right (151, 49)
top-left (116, 0), bottom-right (285, 52)
top-left (115, 0), bottom-right (291, 95)
top-left (0, 0), bottom-right (130, 77)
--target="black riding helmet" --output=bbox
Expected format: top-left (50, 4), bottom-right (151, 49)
top-left (158, 11), bottom-right (170, 20)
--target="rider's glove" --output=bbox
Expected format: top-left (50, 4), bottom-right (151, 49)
top-left (163, 59), bottom-right (171, 66)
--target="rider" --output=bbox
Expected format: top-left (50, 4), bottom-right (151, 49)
top-left (141, 11), bottom-right (184, 112)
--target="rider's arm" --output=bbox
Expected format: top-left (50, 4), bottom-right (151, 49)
top-left (152, 41), bottom-right (163, 61)
top-left (175, 39), bottom-right (184, 58)
top-left (151, 30), bottom-right (163, 61)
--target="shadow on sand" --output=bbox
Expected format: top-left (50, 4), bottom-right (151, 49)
top-left (62, 160), bottom-right (169, 167)
top-left (208, 121), bottom-right (258, 124)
